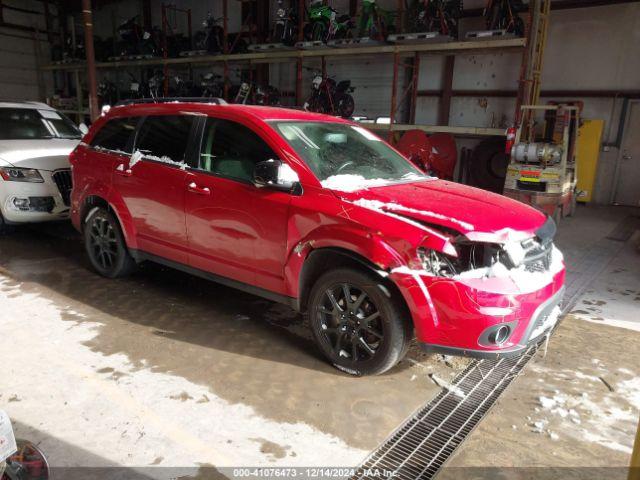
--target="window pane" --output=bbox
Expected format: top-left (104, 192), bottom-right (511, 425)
top-left (136, 115), bottom-right (195, 162)
top-left (200, 118), bottom-right (276, 182)
top-left (0, 108), bottom-right (52, 140)
top-left (90, 117), bottom-right (138, 153)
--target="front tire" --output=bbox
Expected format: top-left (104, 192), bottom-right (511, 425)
top-left (307, 268), bottom-right (412, 376)
top-left (84, 208), bottom-right (136, 278)
top-left (0, 213), bottom-right (14, 235)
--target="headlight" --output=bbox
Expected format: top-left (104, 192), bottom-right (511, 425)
top-left (0, 167), bottom-right (44, 183)
top-left (276, 8), bottom-right (286, 17)
top-left (417, 247), bottom-right (458, 278)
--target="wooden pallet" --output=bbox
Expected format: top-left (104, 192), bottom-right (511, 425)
top-left (327, 37), bottom-right (386, 48)
top-left (465, 29), bottom-right (516, 41)
top-left (248, 43), bottom-right (296, 52)
top-left (387, 32), bottom-right (454, 44)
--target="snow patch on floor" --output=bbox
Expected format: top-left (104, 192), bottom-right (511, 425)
top-left (0, 275), bottom-right (366, 469)
top-left (529, 363), bottom-right (640, 454)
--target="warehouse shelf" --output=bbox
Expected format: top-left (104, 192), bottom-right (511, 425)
top-left (40, 37), bottom-right (526, 72)
top-left (364, 123), bottom-right (506, 137)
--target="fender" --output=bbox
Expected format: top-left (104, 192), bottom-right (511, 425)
top-left (77, 182), bottom-right (139, 251)
top-left (283, 223), bottom-right (405, 299)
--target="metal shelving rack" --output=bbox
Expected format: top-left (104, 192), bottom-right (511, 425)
top-left (40, 0), bottom-right (540, 139)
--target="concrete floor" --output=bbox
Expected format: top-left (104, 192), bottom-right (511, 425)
top-left (0, 205), bottom-right (638, 478)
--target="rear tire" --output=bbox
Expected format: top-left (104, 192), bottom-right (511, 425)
top-left (307, 268), bottom-right (412, 376)
top-left (84, 207), bottom-right (136, 278)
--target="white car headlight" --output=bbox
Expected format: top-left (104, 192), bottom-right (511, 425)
top-left (0, 167), bottom-right (44, 183)
top-left (418, 247), bottom-right (457, 278)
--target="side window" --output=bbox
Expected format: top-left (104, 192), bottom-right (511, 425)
top-left (135, 115), bottom-right (195, 162)
top-left (90, 117), bottom-right (138, 153)
top-left (199, 118), bottom-right (277, 182)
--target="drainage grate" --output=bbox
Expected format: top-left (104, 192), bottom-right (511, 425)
top-left (353, 214), bottom-right (632, 480)
top-left (352, 346), bottom-right (539, 480)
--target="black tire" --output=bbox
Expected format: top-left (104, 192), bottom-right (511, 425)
top-left (337, 94), bottom-right (355, 118)
top-left (312, 22), bottom-right (326, 42)
top-left (0, 213), bottom-right (14, 235)
top-left (307, 268), bottom-right (412, 376)
top-left (84, 208), bottom-right (136, 278)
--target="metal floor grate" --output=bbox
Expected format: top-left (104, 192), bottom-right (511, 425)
top-left (352, 214), bottom-right (632, 480)
top-left (351, 346), bottom-right (538, 480)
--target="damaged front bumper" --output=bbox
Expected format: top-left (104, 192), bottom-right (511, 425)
top-left (391, 260), bottom-right (566, 359)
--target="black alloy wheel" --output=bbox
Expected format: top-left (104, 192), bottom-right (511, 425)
top-left (318, 282), bottom-right (385, 362)
top-left (308, 268), bottom-right (411, 375)
top-left (84, 208), bottom-right (136, 278)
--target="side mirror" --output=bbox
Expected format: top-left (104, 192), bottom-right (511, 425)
top-left (78, 123), bottom-right (89, 135)
top-left (253, 159), bottom-right (301, 193)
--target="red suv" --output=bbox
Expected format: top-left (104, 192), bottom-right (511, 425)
top-left (70, 100), bottom-right (565, 375)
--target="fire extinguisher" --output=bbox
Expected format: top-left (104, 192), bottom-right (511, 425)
top-left (505, 126), bottom-right (517, 154)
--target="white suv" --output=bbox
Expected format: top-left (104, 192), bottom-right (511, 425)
top-left (0, 102), bottom-right (82, 233)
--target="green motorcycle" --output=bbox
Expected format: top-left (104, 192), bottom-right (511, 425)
top-left (304, 0), bottom-right (355, 42)
top-left (358, 0), bottom-right (396, 40)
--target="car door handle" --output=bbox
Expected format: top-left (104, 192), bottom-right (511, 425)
top-left (115, 164), bottom-right (132, 176)
top-left (187, 182), bottom-right (211, 195)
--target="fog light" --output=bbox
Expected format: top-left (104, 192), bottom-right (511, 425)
top-left (488, 325), bottom-right (511, 345)
top-left (478, 321), bottom-right (516, 347)
top-left (12, 197), bottom-right (30, 211)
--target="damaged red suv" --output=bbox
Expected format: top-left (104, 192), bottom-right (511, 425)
top-left (70, 100), bottom-right (565, 375)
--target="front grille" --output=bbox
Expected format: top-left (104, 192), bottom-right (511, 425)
top-left (28, 196), bottom-right (55, 213)
top-left (52, 169), bottom-right (72, 206)
top-left (521, 238), bottom-right (552, 272)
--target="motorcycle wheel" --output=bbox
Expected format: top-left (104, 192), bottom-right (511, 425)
top-left (337, 94), bottom-right (355, 118)
top-left (312, 22), bottom-right (326, 42)
top-left (273, 23), bottom-right (285, 43)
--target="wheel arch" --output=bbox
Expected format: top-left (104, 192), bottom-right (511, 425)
top-left (296, 247), bottom-right (412, 327)
top-left (79, 194), bottom-right (138, 250)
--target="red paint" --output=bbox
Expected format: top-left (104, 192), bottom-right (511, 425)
top-left (71, 103), bottom-right (565, 357)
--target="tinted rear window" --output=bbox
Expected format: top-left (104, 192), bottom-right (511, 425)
top-left (135, 115), bottom-right (195, 162)
top-left (90, 117), bottom-right (138, 153)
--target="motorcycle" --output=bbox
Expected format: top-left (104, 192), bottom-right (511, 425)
top-left (200, 73), bottom-right (224, 98)
top-left (1, 410), bottom-right (49, 480)
top-left (305, 0), bottom-right (355, 42)
top-left (358, 0), bottom-right (396, 40)
top-left (483, 0), bottom-right (526, 36)
top-left (254, 84), bottom-right (281, 106)
top-left (272, 0), bottom-right (299, 45)
top-left (410, 0), bottom-right (462, 37)
top-left (303, 74), bottom-right (355, 119)
top-left (97, 80), bottom-right (119, 107)
top-left (116, 15), bottom-right (158, 57)
top-left (194, 13), bottom-right (248, 54)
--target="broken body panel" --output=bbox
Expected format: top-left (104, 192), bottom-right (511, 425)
top-left (70, 103), bottom-right (565, 359)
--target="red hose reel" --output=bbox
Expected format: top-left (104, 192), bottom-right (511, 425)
top-left (396, 130), bottom-right (457, 180)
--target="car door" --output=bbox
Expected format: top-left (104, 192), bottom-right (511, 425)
top-left (112, 114), bottom-right (197, 265)
top-left (83, 115), bottom-right (139, 195)
top-left (185, 116), bottom-right (292, 294)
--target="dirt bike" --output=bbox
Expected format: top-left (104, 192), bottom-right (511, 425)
top-left (358, 0), bottom-right (396, 40)
top-left (200, 73), bottom-right (224, 98)
top-left (305, 0), bottom-right (355, 42)
top-left (409, 0), bottom-right (462, 37)
top-left (194, 13), bottom-right (248, 54)
top-left (483, 0), bottom-right (526, 36)
top-left (254, 85), bottom-right (281, 106)
top-left (116, 15), bottom-right (158, 57)
top-left (97, 80), bottom-right (119, 107)
top-left (272, 0), bottom-right (299, 45)
top-left (304, 74), bottom-right (355, 119)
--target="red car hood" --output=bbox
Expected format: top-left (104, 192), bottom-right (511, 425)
top-left (336, 179), bottom-right (548, 243)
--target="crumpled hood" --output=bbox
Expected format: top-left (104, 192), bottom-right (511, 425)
top-left (335, 179), bottom-right (548, 243)
top-left (0, 139), bottom-right (78, 171)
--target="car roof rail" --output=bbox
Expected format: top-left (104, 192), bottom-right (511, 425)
top-left (114, 97), bottom-right (228, 107)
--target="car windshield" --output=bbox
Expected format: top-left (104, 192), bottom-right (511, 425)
top-left (272, 121), bottom-right (428, 191)
top-left (0, 108), bottom-right (82, 140)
